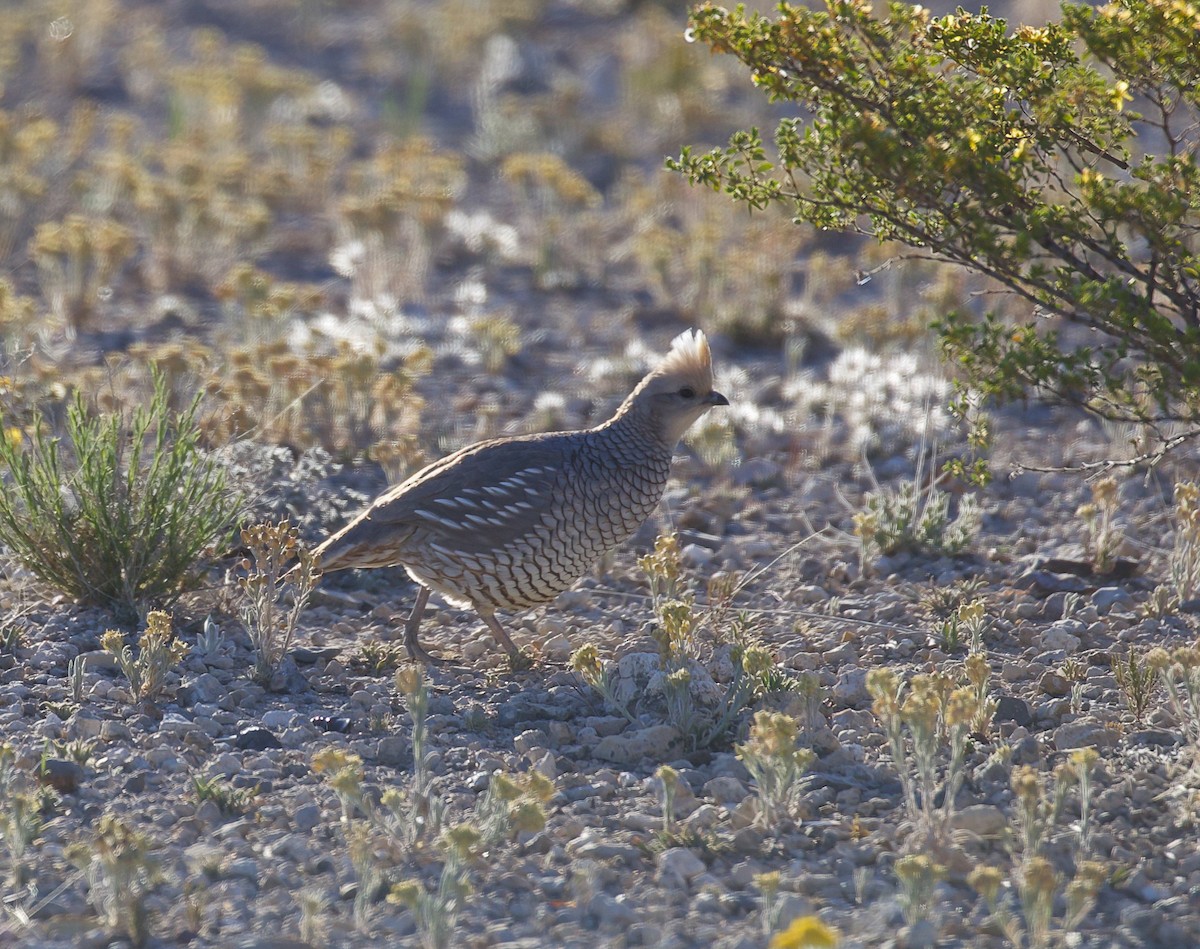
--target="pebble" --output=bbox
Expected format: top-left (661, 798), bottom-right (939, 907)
top-left (592, 724), bottom-right (681, 765)
top-left (832, 667), bottom-right (870, 707)
top-left (1054, 718), bottom-right (1119, 751)
top-left (236, 727), bottom-right (283, 751)
top-left (1039, 622), bottom-right (1082, 653)
top-left (994, 695), bottom-right (1032, 727)
top-left (949, 804), bottom-right (1007, 837)
top-left (656, 847), bottom-right (706, 887)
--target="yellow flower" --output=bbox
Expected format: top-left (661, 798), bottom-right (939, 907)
top-left (394, 664), bottom-right (424, 698)
top-left (1109, 79), bottom-right (1132, 112)
top-left (770, 914), bottom-right (840, 949)
top-left (968, 865), bottom-right (1004, 904)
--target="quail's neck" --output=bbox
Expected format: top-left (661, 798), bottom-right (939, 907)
top-left (596, 403), bottom-right (674, 458)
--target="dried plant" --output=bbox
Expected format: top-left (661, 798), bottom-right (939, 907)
top-left (100, 611), bottom-right (187, 705)
top-left (1075, 476), bottom-right (1120, 574)
top-left (1111, 648), bottom-right (1159, 724)
top-left (736, 710), bottom-right (816, 827)
top-left (968, 751), bottom-right (1104, 948)
top-left (66, 815), bottom-right (163, 949)
top-left (238, 520), bottom-right (321, 685)
top-left (866, 669), bottom-right (980, 847)
top-left (0, 743), bottom-right (49, 887)
top-left (1169, 481), bottom-right (1200, 604)
top-left (894, 854), bottom-right (944, 928)
top-left (30, 213), bottom-right (134, 332)
top-left (1146, 645), bottom-right (1200, 758)
top-left (854, 477), bottom-right (981, 565)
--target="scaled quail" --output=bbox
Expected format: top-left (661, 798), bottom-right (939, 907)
top-left (312, 329), bottom-right (729, 663)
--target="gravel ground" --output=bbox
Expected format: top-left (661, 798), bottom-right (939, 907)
top-left (2, 366), bottom-right (1200, 949)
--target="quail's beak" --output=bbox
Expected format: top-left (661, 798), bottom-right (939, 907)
top-left (705, 390), bottom-right (730, 407)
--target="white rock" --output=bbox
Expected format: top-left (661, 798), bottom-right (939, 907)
top-left (833, 667), bottom-right (870, 707)
top-left (703, 776), bottom-right (749, 804)
top-left (1039, 623), bottom-right (1081, 653)
top-left (950, 804), bottom-right (1007, 837)
top-left (592, 724), bottom-right (681, 765)
top-left (656, 846), bottom-right (707, 887)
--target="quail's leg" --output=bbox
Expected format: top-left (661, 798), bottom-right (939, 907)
top-left (480, 612), bottom-right (527, 665)
top-left (403, 585), bottom-right (442, 664)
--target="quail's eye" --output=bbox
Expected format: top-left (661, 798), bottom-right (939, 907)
top-left (678, 386), bottom-right (696, 399)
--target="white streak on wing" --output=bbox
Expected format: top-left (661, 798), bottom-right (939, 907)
top-left (414, 509), bottom-right (462, 530)
top-left (433, 496), bottom-right (480, 511)
top-left (464, 514), bottom-right (490, 527)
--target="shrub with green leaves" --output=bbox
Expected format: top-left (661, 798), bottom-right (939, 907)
top-left (0, 373), bottom-right (241, 620)
top-left (673, 0), bottom-right (1200, 465)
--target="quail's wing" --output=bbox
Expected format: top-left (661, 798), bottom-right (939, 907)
top-left (329, 433), bottom-right (576, 560)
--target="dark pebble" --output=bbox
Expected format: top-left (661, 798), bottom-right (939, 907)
top-left (38, 758), bottom-right (85, 794)
top-left (235, 726), bottom-right (282, 750)
top-left (292, 647), bottom-right (343, 665)
top-left (994, 694), bottom-right (1033, 727)
top-left (1125, 729), bottom-right (1179, 748)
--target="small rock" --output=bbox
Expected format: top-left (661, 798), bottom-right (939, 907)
top-left (1054, 718), bottom-right (1118, 751)
top-left (529, 749), bottom-right (557, 781)
top-left (189, 673), bottom-right (225, 704)
top-left (222, 856), bottom-right (260, 883)
top-left (592, 724), bottom-right (680, 765)
top-left (100, 721), bottom-right (131, 742)
top-left (1092, 587), bottom-right (1131, 611)
top-left (586, 892), bottom-right (637, 928)
top-left (76, 650), bottom-right (119, 671)
top-left (67, 710), bottom-right (103, 740)
top-left (732, 457), bottom-right (781, 487)
top-left (683, 804), bottom-right (722, 830)
top-left (832, 667), bottom-right (870, 707)
top-left (540, 634), bottom-right (573, 661)
top-left (732, 825), bottom-right (765, 854)
top-left (566, 828), bottom-right (642, 863)
top-left (1039, 623), bottom-right (1081, 653)
top-left (235, 727), bottom-right (282, 751)
top-left (898, 918), bottom-right (940, 949)
top-left (950, 804), bottom-right (1007, 837)
top-left (703, 776), bottom-right (749, 804)
top-left (513, 729), bottom-right (547, 755)
top-left (292, 646), bottom-right (342, 665)
top-left (993, 695), bottom-right (1032, 727)
top-left (681, 543), bottom-right (714, 567)
top-left (293, 804), bottom-right (321, 832)
top-left (656, 847), bottom-right (706, 888)
top-left (1039, 671), bottom-right (1072, 697)
top-left (261, 710), bottom-right (299, 730)
top-left (38, 758), bottom-right (84, 794)
top-left (1124, 729), bottom-right (1179, 749)
top-left (375, 736), bottom-right (409, 767)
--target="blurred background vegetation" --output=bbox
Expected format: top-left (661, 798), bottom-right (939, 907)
top-left (0, 0), bottom-right (1062, 476)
